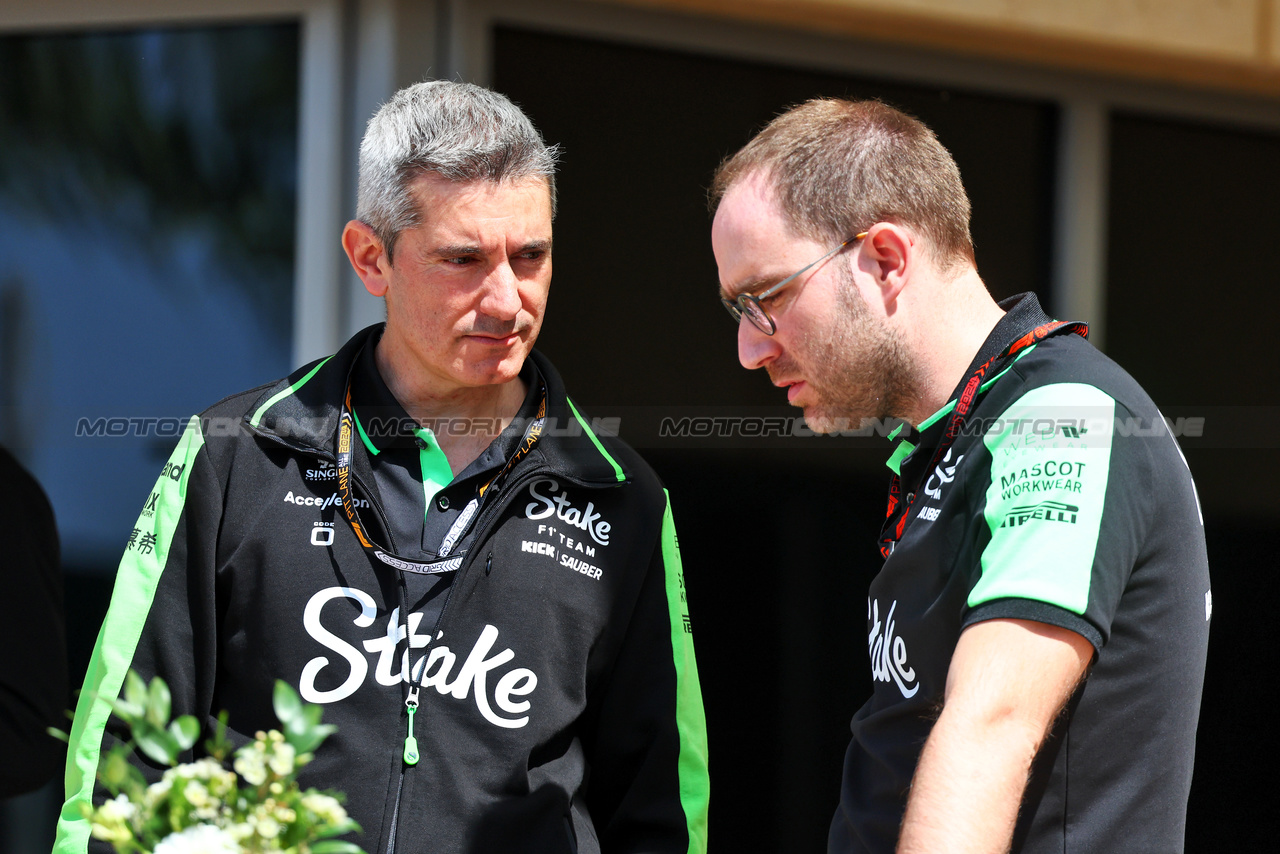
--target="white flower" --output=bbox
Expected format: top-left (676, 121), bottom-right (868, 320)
top-left (184, 780), bottom-right (212, 806)
top-left (99, 793), bottom-right (135, 821)
top-left (267, 740), bottom-right (296, 776)
top-left (145, 777), bottom-right (174, 806)
top-left (234, 730), bottom-right (296, 787)
top-left (233, 748), bottom-right (268, 786)
top-left (183, 779), bottom-right (222, 820)
top-left (300, 792), bottom-right (347, 825)
top-left (152, 823), bottom-right (240, 854)
top-left (253, 815), bottom-right (282, 839)
top-left (89, 794), bottom-right (136, 845)
top-left (165, 758), bottom-right (237, 793)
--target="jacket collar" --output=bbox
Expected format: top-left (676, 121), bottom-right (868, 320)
top-left (244, 324), bottom-right (629, 486)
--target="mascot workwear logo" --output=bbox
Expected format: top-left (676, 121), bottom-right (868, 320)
top-left (867, 598), bottom-right (919, 698)
top-left (300, 587), bottom-right (538, 728)
top-left (524, 478), bottom-right (612, 546)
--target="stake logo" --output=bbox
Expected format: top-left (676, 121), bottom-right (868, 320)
top-left (867, 598), bottom-right (918, 698)
top-left (300, 587), bottom-right (538, 728)
top-left (524, 479), bottom-right (612, 546)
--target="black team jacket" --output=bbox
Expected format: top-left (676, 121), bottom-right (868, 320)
top-left (57, 325), bottom-right (710, 854)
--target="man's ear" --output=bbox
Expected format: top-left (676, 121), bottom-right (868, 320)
top-left (860, 222), bottom-right (913, 308)
top-left (342, 220), bottom-right (391, 297)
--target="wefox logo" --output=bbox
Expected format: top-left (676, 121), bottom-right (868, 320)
top-left (300, 587), bottom-right (538, 728)
top-left (524, 479), bottom-right (611, 546)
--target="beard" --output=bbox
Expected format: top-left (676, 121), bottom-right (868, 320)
top-left (775, 267), bottom-right (920, 433)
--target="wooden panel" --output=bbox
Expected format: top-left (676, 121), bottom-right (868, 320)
top-left (590, 0), bottom-right (1280, 95)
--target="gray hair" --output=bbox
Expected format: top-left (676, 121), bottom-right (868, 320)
top-left (356, 80), bottom-right (559, 262)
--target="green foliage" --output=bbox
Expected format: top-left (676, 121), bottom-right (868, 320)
top-left (86, 671), bottom-right (365, 854)
top-left (106, 672), bottom-right (201, 768)
top-left (275, 681), bottom-right (337, 757)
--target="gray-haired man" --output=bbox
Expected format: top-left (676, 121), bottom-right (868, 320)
top-left (57, 80), bottom-right (708, 854)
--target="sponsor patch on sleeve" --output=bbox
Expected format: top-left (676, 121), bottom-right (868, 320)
top-left (973, 383), bottom-right (1116, 614)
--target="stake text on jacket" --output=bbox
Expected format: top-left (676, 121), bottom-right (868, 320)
top-left (301, 586), bottom-right (538, 728)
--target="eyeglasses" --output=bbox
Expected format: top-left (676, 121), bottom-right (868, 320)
top-left (721, 232), bottom-right (868, 335)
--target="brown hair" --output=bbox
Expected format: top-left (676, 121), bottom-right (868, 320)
top-left (711, 99), bottom-right (974, 268)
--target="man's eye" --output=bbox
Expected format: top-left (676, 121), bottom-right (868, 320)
top-left (517, 250), bottom-right (546, 262)
top-left (445, 256), bottom-right (476, 266)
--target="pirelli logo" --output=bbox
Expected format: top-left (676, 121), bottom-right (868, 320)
top-left (1000, 501), bottom-right (1079, 528)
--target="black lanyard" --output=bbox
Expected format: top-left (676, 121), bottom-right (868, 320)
top-left (336, 380), bottom-right (547, 575)
top-left (878, 318), bottom-right (1088, 559)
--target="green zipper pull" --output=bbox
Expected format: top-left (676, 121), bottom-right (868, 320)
top-left (403, 689), bottom-right (420, 766)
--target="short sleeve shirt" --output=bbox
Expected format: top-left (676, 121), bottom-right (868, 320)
top-left (829, 294), bottom-right (1211, 854)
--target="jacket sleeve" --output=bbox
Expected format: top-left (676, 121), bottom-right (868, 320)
top-left (583, 489), bottom-right (709, 854)
top-left (53, 416), bottom-right (223, 854)
top-left (0, 447), bottom-right (67, 798)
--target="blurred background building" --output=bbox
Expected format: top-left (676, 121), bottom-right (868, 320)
top-left (1, 1), bottom-right (1276, 850)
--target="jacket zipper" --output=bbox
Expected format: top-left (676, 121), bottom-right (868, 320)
top-left (384, 466), bottom-right (619, 854)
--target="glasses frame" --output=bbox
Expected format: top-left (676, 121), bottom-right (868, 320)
top-left (721, 232), bottom-right (868, 335)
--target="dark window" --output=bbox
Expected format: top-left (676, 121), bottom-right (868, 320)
top-left (0, 23), bottom-right (299, 570)
top-left (1108, 111), bottom-right (1280, 850)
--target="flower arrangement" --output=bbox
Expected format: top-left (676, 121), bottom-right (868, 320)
top-left (76, 670), bottom-right (364, 854)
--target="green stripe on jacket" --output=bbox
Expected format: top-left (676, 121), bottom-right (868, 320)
top-left (54, 416), bottom-right (207, 854)
top-left (661, 489), bottom-right (710, 853)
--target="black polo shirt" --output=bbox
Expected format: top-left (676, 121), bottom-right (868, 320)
top-left (348, 335), bottom-right (541, 622)
top-left (830, 294), bottom-right (1211, 854)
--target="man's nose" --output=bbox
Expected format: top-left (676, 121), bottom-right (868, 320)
top-left (479, 259), bottom-right (523, 318)
top-left (737, 318), bottom-right (779, 370)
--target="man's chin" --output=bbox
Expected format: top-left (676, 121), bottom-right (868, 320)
top-left (461, 343), bottom-right (530, 382)
top-left (800, 407), bottom-right (842, 435)
top-left (800, 406), bottom-right (875, 435)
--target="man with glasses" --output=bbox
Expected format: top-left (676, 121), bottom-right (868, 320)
top-left (711, 99), bottom-right (1208, 853)
top-left (57, 81), bottom-right (708, 854)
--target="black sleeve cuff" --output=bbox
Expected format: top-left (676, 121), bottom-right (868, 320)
top-left (963, 598), bottom-right (1104, 652)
